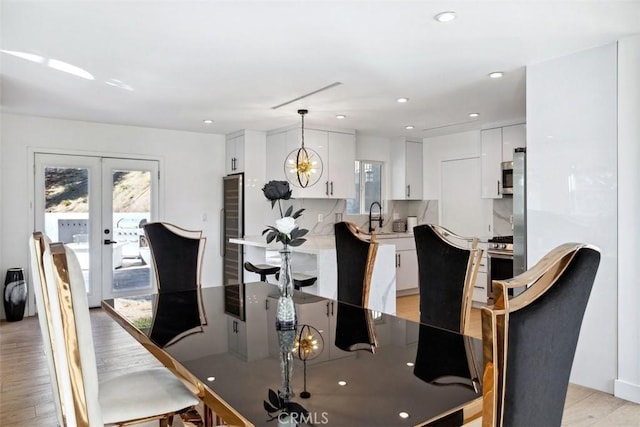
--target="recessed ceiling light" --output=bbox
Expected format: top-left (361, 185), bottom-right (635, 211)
top-left (203, 119), bottom-right (214, 124)
top-left (405, 125), bottom-right (415, 130)
top-left (434, 11), bottom-right (456, 23)
top-left (397, 97), bottom-right (409, 103)
top-left (336, 114), bottom-right (346, 119)
top-left (468, 113), bottom-right (480, 118)
top-left (489, 71), bottom-right (504, 79)
top-left (399, 412), bottom-right (410, 419)
top-left (338, 380), bottom-right (347, 386)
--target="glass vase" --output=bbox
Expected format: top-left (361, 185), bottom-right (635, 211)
top-left (275, 246), bottom-right (296, 331)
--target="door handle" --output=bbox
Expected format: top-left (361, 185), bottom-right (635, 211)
top-left (220, 208), bottom-right (226, 257)
top-left (104, 239), bottom-right (118, 245)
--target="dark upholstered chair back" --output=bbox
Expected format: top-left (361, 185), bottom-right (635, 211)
top-left (333, 222), bottom-right (378, 352)
top-left (143, 223), bottom-right (207, 346)
top-left (143, 222), bottom-right (205, 293)
top-left (482, 244), bottom-right (600, 427)
top-left (334, 221), bottom-right (377, 307)
top-left (414, 224), bottom-right (481, 332)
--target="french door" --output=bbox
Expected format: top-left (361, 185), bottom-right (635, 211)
top-left (34, 153), bottom-right (159, 307)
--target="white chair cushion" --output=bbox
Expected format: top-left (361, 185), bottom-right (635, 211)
top-left (100, 367), bottom-right (199, 425)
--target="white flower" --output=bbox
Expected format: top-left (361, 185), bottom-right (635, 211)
top-left (275, 216), bottom-right (296, 236)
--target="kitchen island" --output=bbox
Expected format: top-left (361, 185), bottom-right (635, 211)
top-left (230, 235), bottom-right (396, 314)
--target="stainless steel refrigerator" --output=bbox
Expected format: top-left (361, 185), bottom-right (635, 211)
top-left (513, 148), bottom-right (527, 276)
top-left (222, 174), bottom-right (244, 286)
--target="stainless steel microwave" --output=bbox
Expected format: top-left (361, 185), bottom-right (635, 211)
top-left (501, 161), bottom-right (513, 195)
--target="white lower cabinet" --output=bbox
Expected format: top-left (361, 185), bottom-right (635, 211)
top-left (266, 296), bottom-right (354, 364)
top-left (472, 243), bottom-right (488, 304)
top-left (384, 237), bottom-right (418, 292)
top-left (226, 285), bottom-right (270, 362)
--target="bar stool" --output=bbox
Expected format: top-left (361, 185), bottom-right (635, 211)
top-left (275, 271), bottom-right (317, 290)
top-left (244, 262), bottom-right (279, 282)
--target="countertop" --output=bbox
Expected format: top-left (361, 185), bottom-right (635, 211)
top-left (230, 233), bottom-right (403, 254)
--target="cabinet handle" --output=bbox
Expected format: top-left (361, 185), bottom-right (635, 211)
top-left (326, 301), bottom-right (330, 317)
top-left (325, 181), bottom-right (329, 196)
top-left (330, 181), bottom-right (334, 196)
top-left (497, 180), bottom-right (501, 195)
top-left (265, 299), bottom-right (269, 310)
top-left (331, 301), bottom-right (334, 316)
top-left (398, 253), bottom-right (401, 268)
top-left (407, 184), bottom-right (411, 198)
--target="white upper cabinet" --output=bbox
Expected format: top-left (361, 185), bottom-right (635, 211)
top-left (265, 131), bottom-right (287, 181)
top-left (501, 124), bottom-right (526, 162)
top-left (326, 132), bottom-right (356, 199)
top-left (391, 138), bottom-right (423, 200)
top-left (481, 124), bottom-right (526, 199)
top-left (266, 126), bottom-right (355, 199)
top-left (480, 128), bottom-right (503, 199)
top-left (225, 135), bottom-right (244, 174)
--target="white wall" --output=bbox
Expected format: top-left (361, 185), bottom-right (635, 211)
top-left (422, 130), bottom-right (480, 200)
top-left (0, 114), bottom-right (226, 317)
top-left (527, 44), bottom-right (619, 393)
top-left (616, 35), bottom-right (640, 404)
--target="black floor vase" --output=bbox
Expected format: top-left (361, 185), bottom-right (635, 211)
top-left (4, 268), bottom-right (27, 322)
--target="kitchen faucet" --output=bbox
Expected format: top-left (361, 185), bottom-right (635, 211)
top-left (368, 201), bottom-right (383, 233)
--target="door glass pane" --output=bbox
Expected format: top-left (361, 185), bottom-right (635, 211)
top-left (111, 170), bottom-right (152, 292)
top-left (44, 167), bottom-right (91, 291)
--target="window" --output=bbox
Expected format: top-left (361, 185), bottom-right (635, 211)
top-left (346, 160), bottom-right (383, 215)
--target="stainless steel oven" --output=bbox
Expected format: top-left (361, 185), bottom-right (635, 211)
top-left (486, 236), bottom-right (517, 303)
top-left (487, 248), bottom-right (514, 304)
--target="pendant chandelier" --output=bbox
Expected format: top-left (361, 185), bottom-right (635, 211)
top-left (284, 109), bottom-right (323, 188)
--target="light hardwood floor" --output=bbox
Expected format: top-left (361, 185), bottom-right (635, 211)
top-left (1, 300), bottom-right (638, 426)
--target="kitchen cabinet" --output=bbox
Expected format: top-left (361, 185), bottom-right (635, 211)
top-left (480, 128), bottom-right (503, 199)
top-left (384, 236), bottom-right (418, 292)
top-left (226, 135), bottom-right (244, 174)
top-left (266, 126), bottom-right (355, 199)
top-left (391, 138), bottom-right (423, 200)
top-left (501, 124), bottom-right (526, 163)
top-left (481, 124), bottom-right (526, 198)
top-left (266, 295), bottom-right (354, 364)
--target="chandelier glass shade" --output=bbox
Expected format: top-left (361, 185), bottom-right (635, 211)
top-left (284, 109), bottom-right (323, 188)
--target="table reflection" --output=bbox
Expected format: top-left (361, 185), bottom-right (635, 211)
top-left (105, 283), bottom-right (482, 426)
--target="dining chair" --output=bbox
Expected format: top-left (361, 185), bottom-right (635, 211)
top-left (422, 243), bottom-right (601, 427)
top-left (413, 224), bottom-right (483, 333)
top-left (143, 222), bottom-right (208, 346)
top-left (333, 221), bottom-right (378, 352)
top-left (37, 237), bottom-right (201, 426)
top-left (29, 232), bottom-right (65, 426)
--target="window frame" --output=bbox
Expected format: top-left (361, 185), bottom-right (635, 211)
top-left (347, 160), bottom-right (385, 215)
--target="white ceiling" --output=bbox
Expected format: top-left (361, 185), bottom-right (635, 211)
top-left (1, 1), bottom-right (639, 138)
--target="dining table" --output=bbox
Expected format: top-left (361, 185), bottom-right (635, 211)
top-left (102, 282), bottom-right (483, 426)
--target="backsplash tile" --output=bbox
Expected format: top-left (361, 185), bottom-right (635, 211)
top-left (493, 198), bottom-right (513, 236)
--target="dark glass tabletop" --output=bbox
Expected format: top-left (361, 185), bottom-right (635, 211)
top-left (103, 282), bottom-right (482, 426)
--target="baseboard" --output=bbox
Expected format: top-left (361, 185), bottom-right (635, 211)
top-left (614, 379), bottom-right (640, 404)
